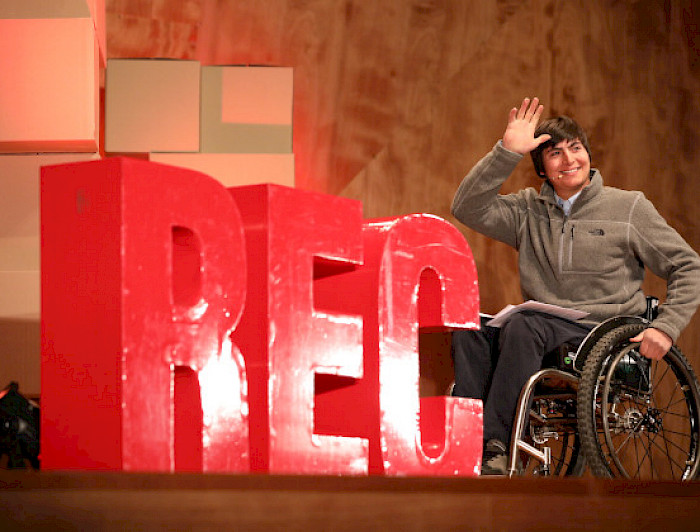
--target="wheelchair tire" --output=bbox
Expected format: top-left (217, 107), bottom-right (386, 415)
top-left (577, 323), bottom-right (700, 480)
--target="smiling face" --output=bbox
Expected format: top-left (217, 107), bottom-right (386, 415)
top-left (541, 138), bottom-right (591, 200)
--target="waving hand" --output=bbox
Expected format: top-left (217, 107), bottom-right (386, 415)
top-left (502, 97), bottom-right (552, 155)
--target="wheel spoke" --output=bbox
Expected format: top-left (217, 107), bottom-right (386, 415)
top-left (651, 360), bottom-right (672, 391)
top-left (647, 430), bottom-right (688, 478)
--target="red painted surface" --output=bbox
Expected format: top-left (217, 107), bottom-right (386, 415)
top-left (366, 215), bottom-right (482, 476)
top-left (314, 215), bottom-right (482, 476)
top-left (41, 160), bottom-right (482, 475)
top-left (230, 184), bottom-right (367, 474)
top-left (41, 158), bottom-right (248, 471)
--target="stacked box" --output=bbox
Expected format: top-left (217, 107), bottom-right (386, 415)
top-left (147, 65), bottom-right (296, 186)
top-left (200, 66), bottom-right (294, 154)
top-left (0, 17), bottom-right (99, 153)
top-left (105, 59), bottom-right (201, 154)
top-left (0, 0), bottom-right (106, 66)
top-left (149, 153), bottom-right (295, 188)
top-left (0, 1), bottom-right (104, 395)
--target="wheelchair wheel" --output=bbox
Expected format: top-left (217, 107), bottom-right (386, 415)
top-left (577, 323), bottom-right (700, 480)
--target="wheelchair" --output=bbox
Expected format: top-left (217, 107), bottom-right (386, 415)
top-left (507, 299), bottom-right (700, 481)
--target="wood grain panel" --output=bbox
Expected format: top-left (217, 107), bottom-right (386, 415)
top-left (341, 0), bottom-right (553, 313)
top-left (106, 12), bottom-right (198, 58)
top-left (3, 471), bottom-right (700, 530)
top-left (548, 0), bottom-right (700, 359)
top-left (101, 0), bottom-right (700, 369)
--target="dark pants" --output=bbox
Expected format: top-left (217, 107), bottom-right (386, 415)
top-left (451, 311), bottom-right (593, 445)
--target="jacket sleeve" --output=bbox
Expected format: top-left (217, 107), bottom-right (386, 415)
top-left (451, 141), bottom-right (526, 249)
top-left (629, 194), bottom-right (700, 342)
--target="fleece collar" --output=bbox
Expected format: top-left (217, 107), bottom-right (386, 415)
top-left (538, 169), bottom-right (603, 208)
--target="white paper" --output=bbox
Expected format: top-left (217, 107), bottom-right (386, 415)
top-left (485, 300), bottom-right (589, 328)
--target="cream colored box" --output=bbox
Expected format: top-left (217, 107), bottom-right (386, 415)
top-left (0, 153), bottom-right (100, 272)
top-left (0, 0), bottom-right (105, 65)
top-left (106, 59), bottom-right (201, 153)
top-left (0, 17), bottom-right (99, 153)
top-left (200, 66), bottom-right (293, 154)
top-left (149, 152), bottom-right (295, 188)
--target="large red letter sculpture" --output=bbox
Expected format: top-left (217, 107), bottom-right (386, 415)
top-left (367, 215), bottom-right (482, 475)
top-left (230, 184), bottom-right (368, 474)
top-left (312, 214), bottom-right (482, 476)
top-left (41, 158), bottom-right (248, 471)
top-left (41, 163), bottom-right (483, 475)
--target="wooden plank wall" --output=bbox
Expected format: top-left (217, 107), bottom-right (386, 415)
top-left (105, 0), bottom-right (700, 365)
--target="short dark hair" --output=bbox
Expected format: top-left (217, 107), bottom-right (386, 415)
top-left (529, 116), bottom-right (592, 178)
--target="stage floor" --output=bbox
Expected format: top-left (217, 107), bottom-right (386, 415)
top-left (1, 471), bottom-right (700, 530)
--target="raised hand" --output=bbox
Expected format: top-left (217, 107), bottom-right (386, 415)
top-left (502, 97), bottom-right (551, 155)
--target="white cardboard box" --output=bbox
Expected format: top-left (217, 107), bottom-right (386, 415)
top-left (200, 66), bottom-right (293, 153)
top-left (149, 152), bottom-right (295, 188)
top-left (0, 0), bottom-right (105, 65)
top-left (106, 59), bottom-right (201, 153)
top-left (0, 17), bottom-right (99, 153)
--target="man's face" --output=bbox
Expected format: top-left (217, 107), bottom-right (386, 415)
top-left (541, 138), bottom-right (591, 200)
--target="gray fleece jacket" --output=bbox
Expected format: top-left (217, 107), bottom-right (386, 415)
top-left (451, 141), bottom-right (700, 342)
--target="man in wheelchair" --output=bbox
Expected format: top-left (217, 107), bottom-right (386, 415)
top-left (450, 98), bottom-right (700, 476)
